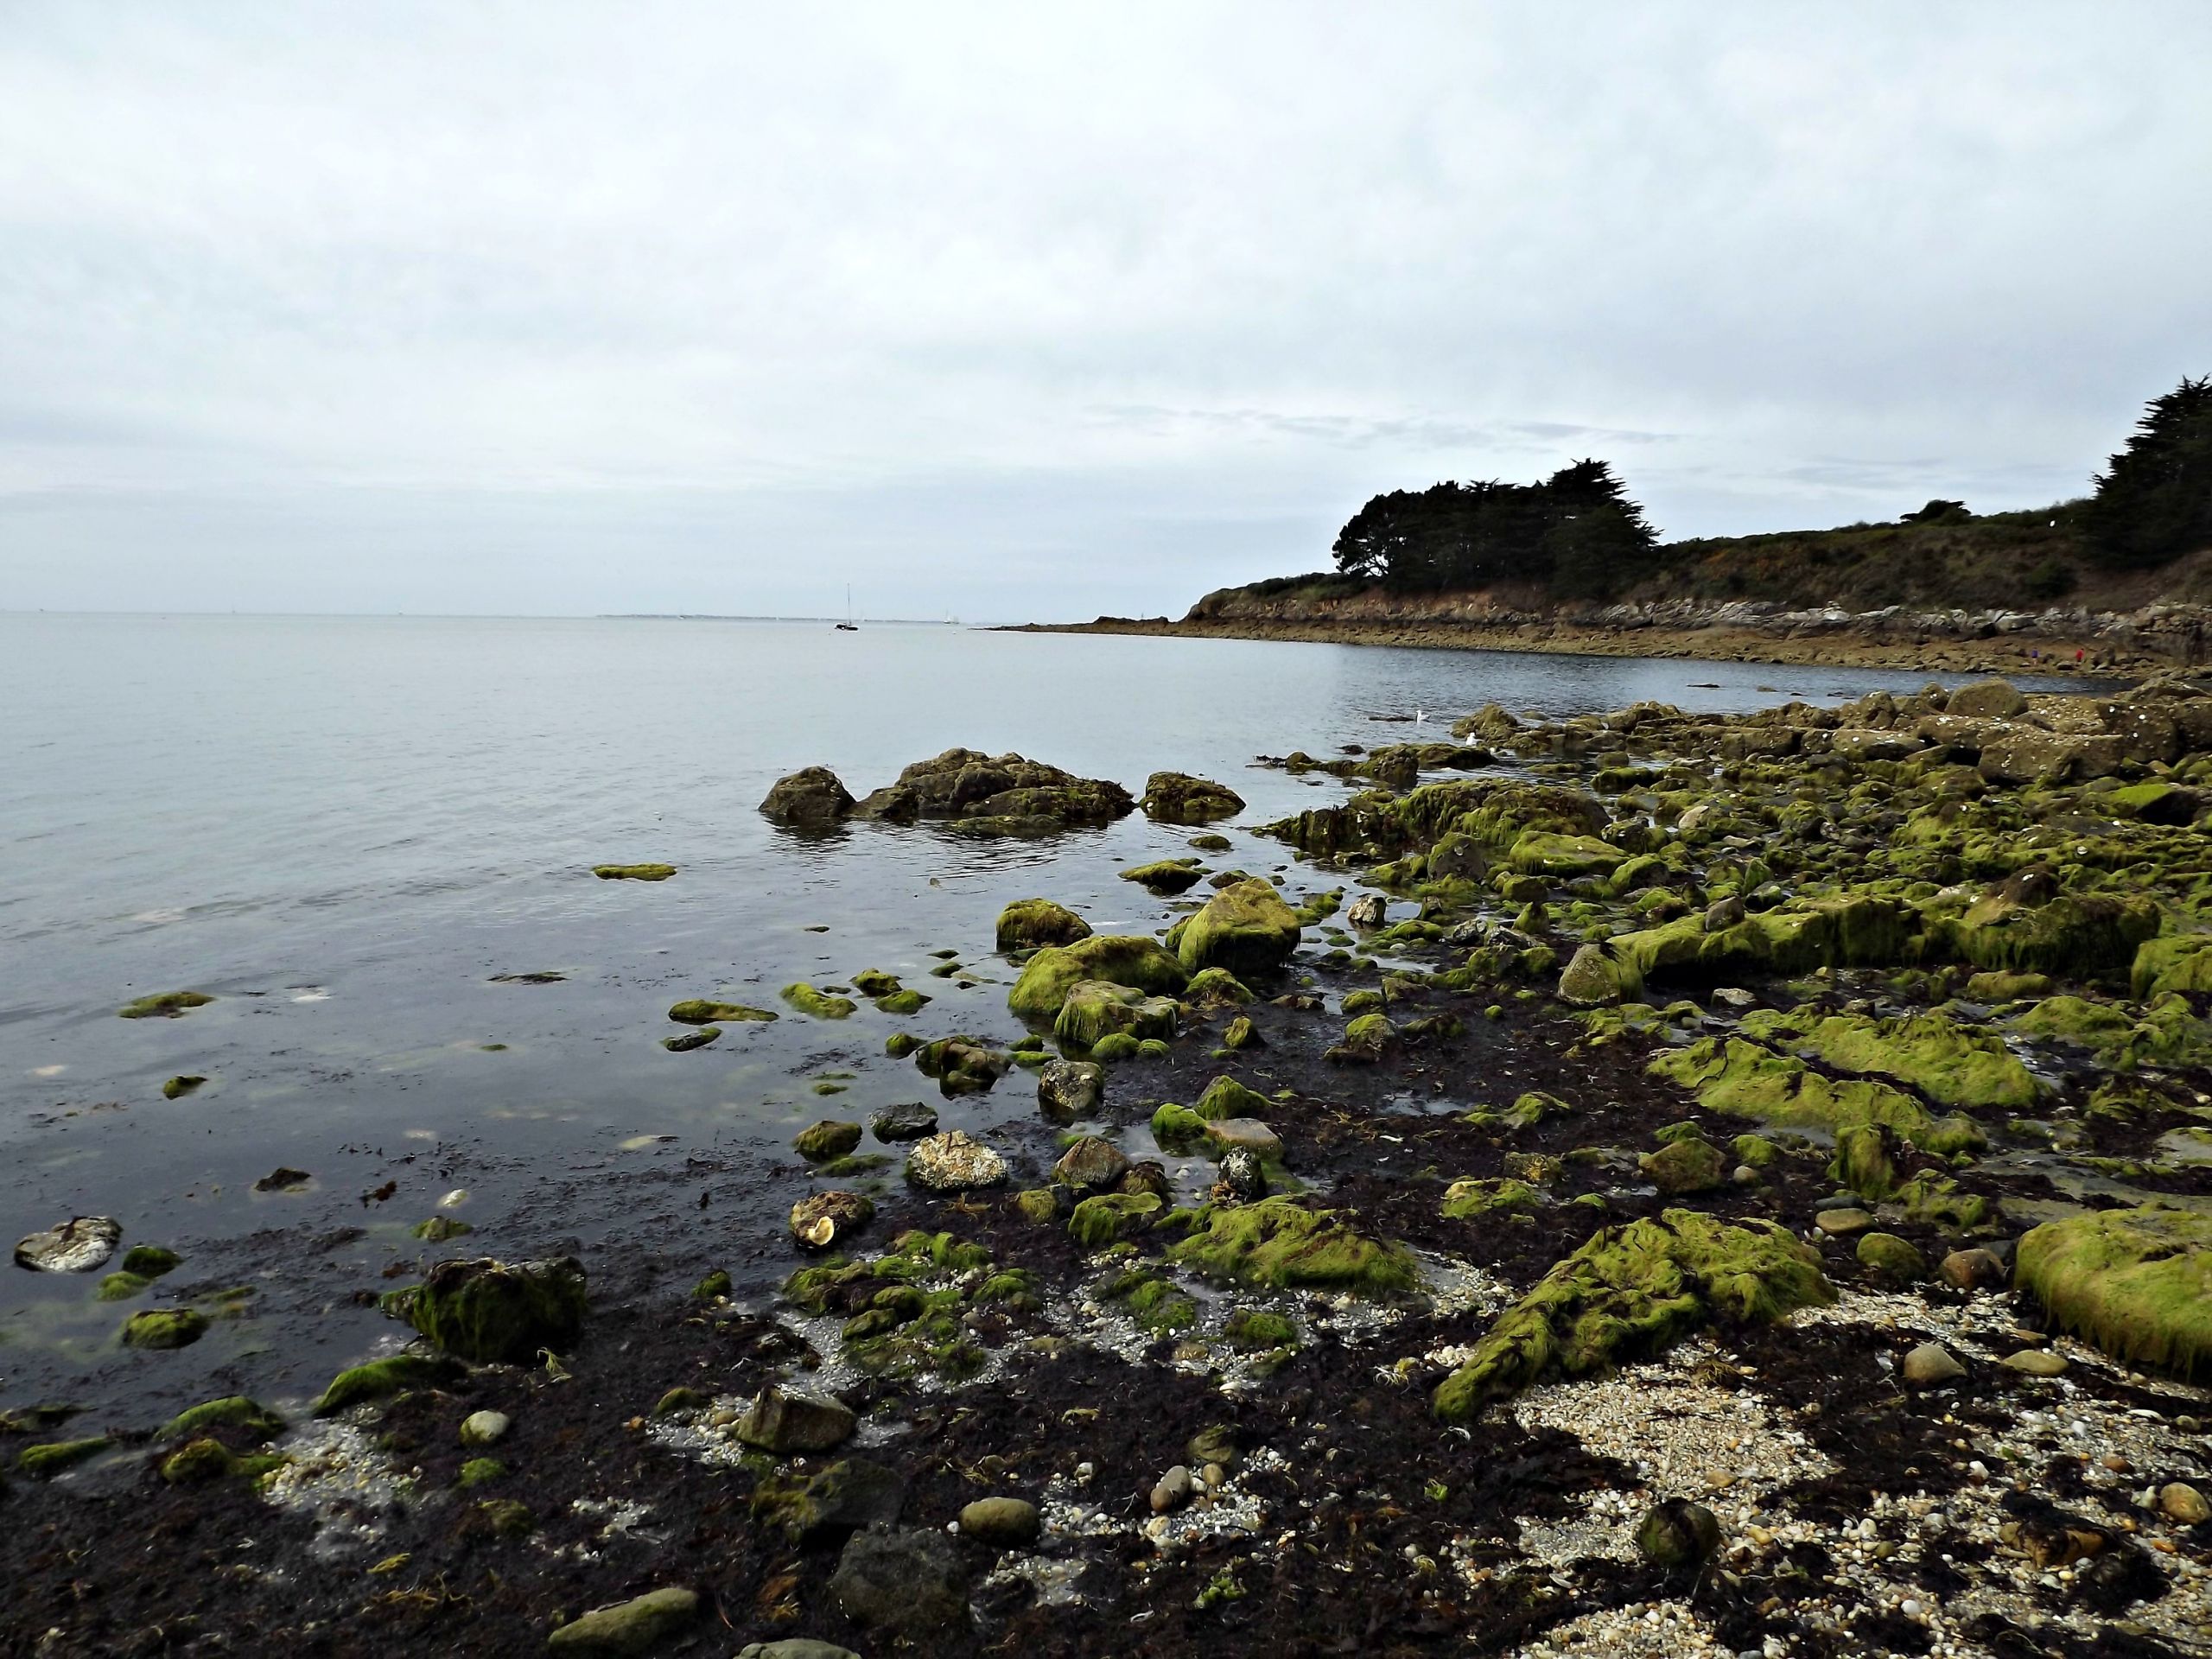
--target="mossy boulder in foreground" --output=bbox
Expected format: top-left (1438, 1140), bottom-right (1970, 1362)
top-left (1007, 934), bottom-right (1189, 1020)
top-left (1175, 878), bottom-right (1302, 977)
top-left (2016, 1205), bottom-right (2212, 1376)
top-left (1167, 1198), bottom-right (1417, 1296)
top-left (995, 898), bottom-right (1091, 951)
top-left (1434, 1209), bottom-right (1833, 1420)
top-left (385, 1255), bottom-right (587, 1364)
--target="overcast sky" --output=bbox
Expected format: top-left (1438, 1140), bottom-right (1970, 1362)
top-left (3, 3), bottom-right (2208, 621)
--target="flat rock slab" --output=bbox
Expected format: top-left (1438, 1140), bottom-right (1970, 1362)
top-left (1205, 1118), bottom-right (1284, 1160)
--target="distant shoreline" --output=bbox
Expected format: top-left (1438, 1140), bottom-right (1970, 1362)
top-left (1001, 614), bottom-right (2195, 677)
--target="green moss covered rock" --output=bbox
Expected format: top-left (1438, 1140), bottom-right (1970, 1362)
top-left (667, 998), bottom-right (776, 1025)
top-left (118, 990), bottom-right (213, 1020)
top-left (1433, 1210), bottom-right (1833, 1419)
top-left (1856, 1231), bottom-right (1926, 1283)
top-left (1008, 935), bottom-right (1189, 1020)
top-left (1441, 1178), bottom-right (1541, 1220)
top-left (1741, 1006), bottom-right (2040, 1111)
top-left (781, 982), bottom-right (858, 1020)
top-left (158, 1395), bottom-right (283, 1443)
top-left (1168, 1198), bottom-right (1417, 1296)
top-left (1054, 980), bottom-right (1179, 1048)
top-left (385, 1255), bottom-right (586, 1364)
top-left (315, 1352), bottom-right (466, 1414)
top-left (1650, 1037), bottom-right (1984, 1154)
top-left (995, 898), bottom-right (1092, 951)
top-left (592, 863), bottom-right (676, 880)
top-left (1640, 1136), bottom-right (1729, 1196)
top-left (122, 1308), bottom-right (207, 1350)
top-left (1140, 771), bottom-right (1246, 823)
top-left (2016, 1205), bottom-right (2212, 1376)
top-left (796, 1120), bottom-right (864, 1161)
top-left (1175, 879), bottom-right (1302, 977)
top-left (1121, 858), bottom-right (1205, 894)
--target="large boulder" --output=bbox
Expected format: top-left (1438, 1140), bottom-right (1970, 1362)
top-left (1139, 771), bottom-right (1246, 823)
top-left (1978, 727), bottom-right (2125, 785)
top-left (2015, 1205), bottom-right (2212, 1376)
top-left (1174, 879), bottom-right (1302, 977)
top-left (1944, 677), bottom-right (2029, 720)
top-left (1007, 935), bottom-right (1188, 1020)
top-left (760, 766), bottom-right (856, 826)
top-left (385, 1255), bottom-right (587, 1364)
top-left (850, 749), bottom-right (1133, 835)
top-left (995, 898), bottom-right (1091, 951)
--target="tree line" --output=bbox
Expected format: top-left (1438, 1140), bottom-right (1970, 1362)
top-left (1326, 376), bottom-right (2211, 596)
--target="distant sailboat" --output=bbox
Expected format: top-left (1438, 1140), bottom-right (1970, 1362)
top-left (836, 586), bottom-right (858, 632)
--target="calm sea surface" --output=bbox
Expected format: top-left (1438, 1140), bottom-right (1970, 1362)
top-left (0, 613), bottom-right (2075, 1408)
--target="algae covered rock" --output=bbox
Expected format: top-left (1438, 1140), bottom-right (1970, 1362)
top-left (1194, 1074), bottom-right (1272, 1120)
top-left (1433, 1210), bottom-right (1833, 1419)
top-left (1856, 1231), bottom-right (1926, 1283)
top-left (760, 766), bottom-right (856, 826)
top-left (1176, 878), bottom-right (1302, 977)
top-left (118, 989), bottom-right (214, 1020)
top-left (1121, 858), bottom-right (1205, 894)
top-left (1740, 1006), bottom-right (2042, 1111)
top-left (1069, 1192), bottom-right (1163, 1247)
top-left (162, 1074), bottom-right (207, 1099)
top-left (995, 898), bottom-right (1092, 951)
top-left (1051, 1135), bottom-right (1131, 1192)
top-left (158, 1395), bottom-right (283, 1443)
top-left (737, 1385), bottom-right (857, 1453)
top-left (2015, 1205), bottom-right (2212, 1376)
top-left (1167, 1198), bottom-right (1418, 1295)
top-left (1007, 934), bottom-right (1189, 1020)
top-left (385, 1255), bottom-right (586, 1364)
top-left (1054, 980), bottom-right (1179, 1048)
top-left (781, 982), bottom-right (858, 1020)
top-left (592, 862), bottom-right (676, 881)
top-left (2133, 934), bottom-right (2212, 999)
top-left (1932, 868), bottom-right (2158, 977)
top-left (1639, 1136), bottom-right (1729, 1196)
top-left (752, 1459), bottom-right (906, 1547)
top-left (1139, 771), bottom-right (1246, 823)
top-left (1650, 1036), bottom-right (1984, 1154)
top-left (1635, 1498), bottom-right (1722, 1569)
top-left (315, 1352), bottom-right (466, 1414)
top-left (1508, 830), bottom-right (1628, 878)
top-left (668, 997), bottom-right (777, 1025)
top-left (912, 1036), bottom-right (1012, 1096)
top-left (796, 1120), bottom-right (863, 1161)
top-left (547, 1586), bottom-right (699, 1656)
top-left (1185, 966), bottom-right (1256, 1009)
top-left (1441, 1178), bottom-right (1541, 1221)
top-left (830, 1524), bottom-right (971, 1634)
top-left (122, 1307), bottom-right (208, 1350)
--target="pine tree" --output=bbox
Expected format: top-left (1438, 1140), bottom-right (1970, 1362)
top-left (2084, 376), bottom-right (2212, 569)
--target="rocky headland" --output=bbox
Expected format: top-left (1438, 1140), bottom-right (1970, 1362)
top-left (10, 674), bottom-right (2212, 1656)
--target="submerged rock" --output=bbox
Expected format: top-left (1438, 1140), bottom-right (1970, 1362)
top-left (667, 997), bottom-right (778, 1024)
top-left (118, 989), bottom-right (213, 1020)
top-left (122, 1308), bottom-right (208, 1350)
top-left (591, 862), bottom-right (676, 881)
top-left (781, 982), bottom-right (858, 1020)
top-left (912, 1036), bottom-right (1012, 1096)
top-left (1139, 771), bottom-right (1245, 823)
top-left (15, 1216), bottom-right (122, 1274)
top-left (1120, 857), bottom-right (1205, 894)
top-left (386, 1255), bottom-right (587, 1364)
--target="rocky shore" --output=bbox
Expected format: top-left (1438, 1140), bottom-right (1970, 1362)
top-left (1012, 594), bottom-right (2212, 677)
top-left (10, 677), bottom-right (2212, 1656)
